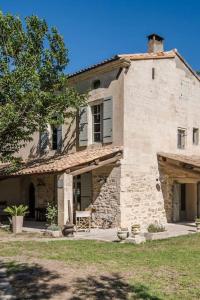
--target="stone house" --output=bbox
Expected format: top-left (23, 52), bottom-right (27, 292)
top-left (0, 33), bottom-right (200, 230)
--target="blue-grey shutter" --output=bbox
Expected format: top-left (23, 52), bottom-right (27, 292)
top-left (57, 125), bottom-right (62, 151)
top-left (103, 97), bottom-right (113, 143)
top-left (81, 173), bottom-right (92, 210)
top-left (79, 106), bottom-right (88, 147)
top-left (40, 131), bottom-right (48, 152)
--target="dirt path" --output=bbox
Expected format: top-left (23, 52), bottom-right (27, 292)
top-left (1, 256), bottom-right (134, 300)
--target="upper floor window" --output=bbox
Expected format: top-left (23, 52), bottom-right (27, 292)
top-left (93, 80), bottom-right (101, 89)
top-left (177, 128), bottom-right (186, 149)
top-left (193, 128), bottom-right (199, 145)
top-left (78, 97), bottom-right (112, 147)
top-left (92, 104), bottom-right (103, 143)
top-left (39, 130), bottom-right (49, 153)
top-left (52, 125), bottom-right (62, 151)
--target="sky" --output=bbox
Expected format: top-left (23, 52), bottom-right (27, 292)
top-left (0, 0), bottom-right (200, 74)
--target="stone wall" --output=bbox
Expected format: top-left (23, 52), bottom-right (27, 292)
top-left (160, 174), bottom-right (174, 223)
top-left (92, 164), bottom-right (121, 228)
top-left (120, 165), bottom-right (167, 230)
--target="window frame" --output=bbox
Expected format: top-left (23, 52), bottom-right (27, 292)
top-left (91, 102), bottom-right (103, 144)
top-left (177, 128), bottom-right (186, 149)
top-left (193, 128), bottom-right (199, 146)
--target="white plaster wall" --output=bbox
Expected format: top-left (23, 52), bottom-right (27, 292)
top-left (120, 55), bottom-right (200, 229)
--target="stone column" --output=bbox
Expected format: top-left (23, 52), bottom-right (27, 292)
top-left (57, 173), bottom-right (73, 226)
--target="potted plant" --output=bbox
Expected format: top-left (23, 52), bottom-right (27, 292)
top-left (117, 227), bottom-right (129, 241)
top-left (195, 218), bottom-right (200, 232)
top-left (4, 205), bottom-right (29, 234)
top-left (45, 203), bottom-right (61, 238)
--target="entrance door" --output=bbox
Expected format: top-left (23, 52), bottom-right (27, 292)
top-left (179, 184), bottom-right (186, 221)
top-left (29, 183), bottom-right (35, 219)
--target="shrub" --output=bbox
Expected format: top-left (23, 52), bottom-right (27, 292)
top-left (46, 203), bottom-right (58, 226)
top-left (148, 223), bottom-right (165, 233)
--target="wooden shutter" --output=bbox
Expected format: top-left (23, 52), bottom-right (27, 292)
top-left (40, 131), bottom-right (48, 152)
top-left (57, 125), bottom-right (62, 151)
top-left (79, 106), bottom-right (88, 147)
top-left (81, 173), bottom-right (92, 210)
top-left (103, 97), bottom-right (113, 143)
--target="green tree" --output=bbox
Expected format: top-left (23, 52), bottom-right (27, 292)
top-left (0, 12), bottom-right (86, 163)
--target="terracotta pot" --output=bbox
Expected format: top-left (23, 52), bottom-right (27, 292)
top-left (12, 216), bottom-right (24, 234)
top-left (131, 224), bottom-right (141, 236)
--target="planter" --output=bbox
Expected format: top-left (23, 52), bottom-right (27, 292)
top-left (131, 224), bottom-right (141, 236)
top-left (196, 222), bottom-right (200, 232)
top-left (50, 230), bottom-right (62, 238)
top-left (12, 216), bottom-right (24, 234)
top-left (117, 229), bottom-right (129, 241)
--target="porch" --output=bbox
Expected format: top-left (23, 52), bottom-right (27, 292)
top-left (158, 152), bottom-right (200, 223)
top-left (0, 146), bottom-right (122, 228)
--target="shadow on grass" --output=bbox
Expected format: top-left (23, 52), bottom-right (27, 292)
top-left (0, 260), bottom-right (67, 299)
top-left (70, 273), bottom-right (161, 300)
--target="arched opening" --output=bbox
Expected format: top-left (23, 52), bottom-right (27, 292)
top-left (28, 183), bottom-right (35, 219)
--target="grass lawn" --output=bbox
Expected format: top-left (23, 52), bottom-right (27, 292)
top-left (1, 234), bottom-right (200, 299)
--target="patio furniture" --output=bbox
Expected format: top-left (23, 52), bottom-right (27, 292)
top-left (35, 207), bottom-right (46, 222)
top-left (75, 210), bottom-right (91, 232)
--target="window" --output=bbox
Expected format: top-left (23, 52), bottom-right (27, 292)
top-left (92, 104), bottom-right (103, 143)
top-left (40, 130), bottom-right (49, 153)
top-left (193, 128), bottom-right (199, 145)
top-left (177, 128), bottom-right (186, 149)
top-left (52, 125), bottom-right (62, 150)
top-left (93, 80), bottom-right (101, 89)
top-left (152, 67), bottom-right (155, 80)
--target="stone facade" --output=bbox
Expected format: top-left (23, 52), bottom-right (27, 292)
top-left (92, 164), bottom-right (121, 228)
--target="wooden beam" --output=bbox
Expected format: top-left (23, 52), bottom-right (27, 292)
top-left (69, 155), bottom-right (121, 176)
top-left (159, 160), bottom-right (200, 179)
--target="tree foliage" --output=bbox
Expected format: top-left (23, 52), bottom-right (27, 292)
top-left (0, 12), bottom-right (86, 162)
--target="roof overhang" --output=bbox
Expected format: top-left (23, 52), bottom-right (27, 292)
top-left (158, 152), bottom-right (200, 180)
top-left (0, 146), bottom-right (123, 179)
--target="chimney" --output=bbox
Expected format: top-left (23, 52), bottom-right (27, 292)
top-left (147, 33), bottom-right (164, 53)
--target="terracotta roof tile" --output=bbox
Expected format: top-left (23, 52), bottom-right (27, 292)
top-left (0, 146), bottom-right (123, 177)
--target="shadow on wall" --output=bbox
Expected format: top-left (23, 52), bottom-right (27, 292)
top-left (28, 115), bottom-right (77, 159)
top-left (0, 261), bottom-right (67, 299)
top-left (70, 273), bottom-right (161, 300)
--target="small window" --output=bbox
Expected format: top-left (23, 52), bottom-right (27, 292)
top-left (193, 128), bottom-right (199, 145)
top-left (92, 104), bottom-right (103, 143)
top-left (177, 128), bottom-right (186, 149)
top-left (152, 68), bottom-right (155, 80)
top-left (93, 80), bottom-right (101, 89)
top-left (52, 125), bottom-right (62, 150)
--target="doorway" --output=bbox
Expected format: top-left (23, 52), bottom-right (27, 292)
top-left (28, 183), bottom-right (35, 219)
top-left (173, 182), bottom-right (197, 222)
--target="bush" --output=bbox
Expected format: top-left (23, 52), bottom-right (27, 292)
top-left (45, 203), bottom-right (58, 226)
top-left (148, 223), bottom-right (165, 233)
top-left (47, 224), bottom-right (60, 231)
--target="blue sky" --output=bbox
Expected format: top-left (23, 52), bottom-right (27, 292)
top-left (0, 0), bottom-right (200, 73)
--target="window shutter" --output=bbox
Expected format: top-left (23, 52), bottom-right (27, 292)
top-left (57, 125), bottom-right (62, 151)
top-left (81, 173), bottom-right (92, 210)
top-left (103, 97), bottom-right (113, 143)
top-left (79, 106), bottom-right (88, 147)
top-left (40, 131), bottom-right (48, 152)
